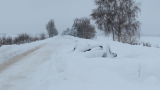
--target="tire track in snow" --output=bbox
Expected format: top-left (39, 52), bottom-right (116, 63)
top-left (0, 44), bottom-right (46, 73)
top-left (0, 40), bottom-right (64, 90)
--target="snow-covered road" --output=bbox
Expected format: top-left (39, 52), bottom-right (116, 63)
top-left (0, 39), bottom-right (62, 90)
top-left (0, 36), bottom-right (160, 90)
top-left (0, 44), bottom-right (44, 73)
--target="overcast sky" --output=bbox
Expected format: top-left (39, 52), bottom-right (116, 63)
top-left (0, 0), bottom-right (160, 35)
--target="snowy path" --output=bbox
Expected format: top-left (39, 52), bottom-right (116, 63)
top-left (0, 40), bottom-right (61, 90)
top-left (0, 44), bottom-right (45, 73)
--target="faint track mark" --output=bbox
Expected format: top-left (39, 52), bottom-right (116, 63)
top-left (0, 44), bottom-right (46, 73)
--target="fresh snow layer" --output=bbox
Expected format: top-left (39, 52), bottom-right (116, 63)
top-left (0, 35), bottom-right (160, 90)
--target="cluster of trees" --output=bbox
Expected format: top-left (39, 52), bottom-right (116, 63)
top-left (91, 0), bottom-right (141, 44)
top-left (0, 0), bottom-right (141, 47)
top-left (1, 0), bottom-right (140, 46)
top-left (61, 0), bottom-right (141, 43)
top-left (62, 18), bottom-right (96, 39)
top-left (0, 33), bottom-right (46, 47)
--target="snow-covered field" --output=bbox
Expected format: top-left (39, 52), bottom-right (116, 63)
top-left (141, 36), bottom-right (160, 47)
top-left (0, 35), bottom-right (160, 90)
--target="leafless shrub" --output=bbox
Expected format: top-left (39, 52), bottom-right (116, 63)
top-left (31, 36), bottom-right (39, 42)
top-left (13, 33), bottom-right (31, 44)
top-left (143, 42), bottom-right (151, 47)
top-left (0, 33), bottom-right (47, 47)
top-left (0, 37), bottom-right (2, 47)
top-left (6, 36), bottom-right (12, 45)
top-left (121, 35), bottom-right (140, 45)
top-left (2, 36), bottom-right (7, 45)
top-left (39, 33), bottom-right (46, 40)
top-left (0, 36), bottom-right (13, 45)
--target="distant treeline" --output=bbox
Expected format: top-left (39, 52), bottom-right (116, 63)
top-left (0, 33), bottom-right (46, 47)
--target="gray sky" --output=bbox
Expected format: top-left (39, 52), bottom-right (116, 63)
top-left (137, 0), bottom-right (160, 35)
top-left (0, 0), bottom-right (160, 35)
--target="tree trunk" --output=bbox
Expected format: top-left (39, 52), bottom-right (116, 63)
top-left (118, 26), bottom-right (121, 42)
top-left (112, 32), bottom-right (115, 41)
top-left (118, 33), bottom-right (121, 42)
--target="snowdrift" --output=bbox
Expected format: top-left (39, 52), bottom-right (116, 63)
top-left (72, 39), bottom-right (117, 58)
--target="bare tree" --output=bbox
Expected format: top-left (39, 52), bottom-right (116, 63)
top-left (46, 19), bottom-right (58, 37)
top-left (73, 18), bottom-right (96, 39)
top-left (91, 0), bottom-right (141, 43)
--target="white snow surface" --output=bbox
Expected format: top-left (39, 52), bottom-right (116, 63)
top-left (72, 39), bottom-right (114, 58)
top-left (0, 35), bottom-right (160, 90)
top-left (140, 36), bottom-right (160, 47)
